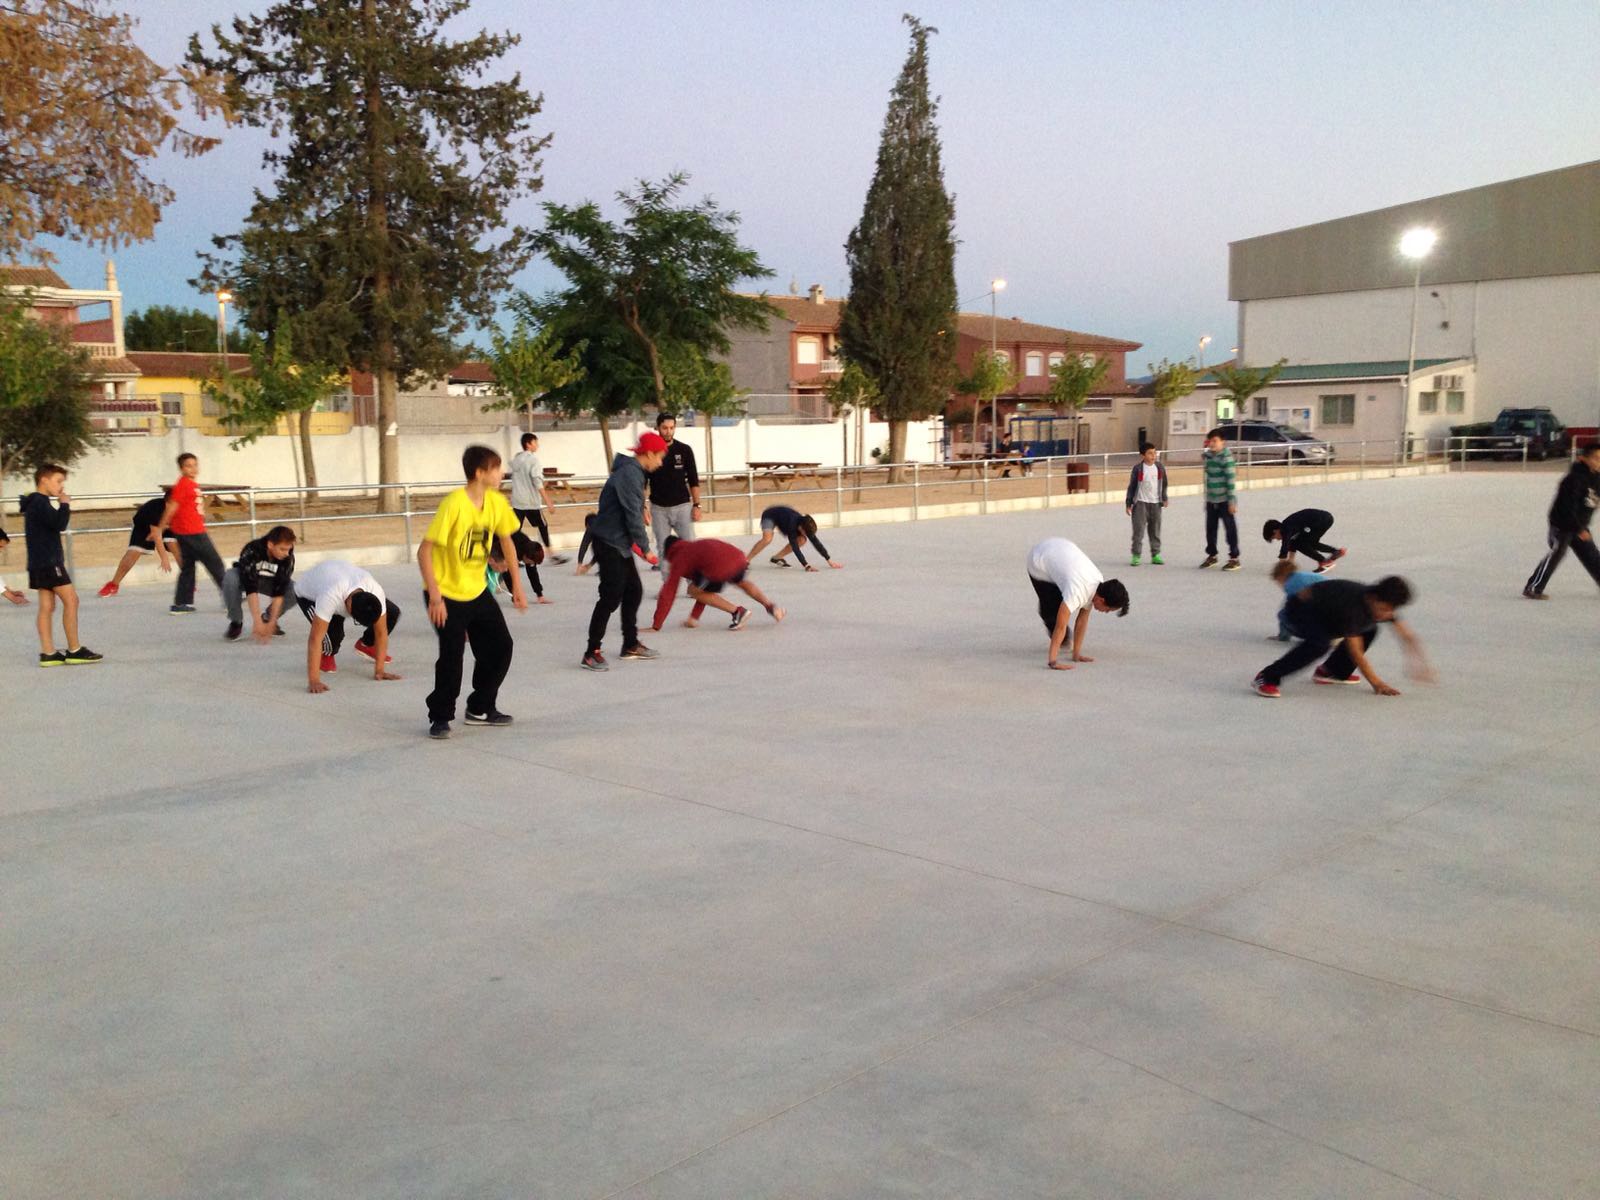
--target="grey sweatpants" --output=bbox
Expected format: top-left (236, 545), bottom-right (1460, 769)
top-left (651, 501), bottom-right (695, 559)
top-left (1130, 501), bottom-right (1163, 555)
top-left (224, 568), bottom-right (297, 626)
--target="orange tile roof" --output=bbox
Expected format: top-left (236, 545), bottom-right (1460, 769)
top-left (0, 265), bottom-right (72, 289)
top-left (955, 313), bottom-right (1140, 350)
top-left (126, 351), bottom-right (252, 377)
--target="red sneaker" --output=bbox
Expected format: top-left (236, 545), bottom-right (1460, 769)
top-left (320, 653), bottom-right (338, 674)
top-left (98, 581), bottom-right (119, 597)
top-left (1313, 668), bottom-right (1361, 685)
top-left (353, 641), bottom-right (392, 664)
top-left (1251, 676), bottom-right (1281, 698)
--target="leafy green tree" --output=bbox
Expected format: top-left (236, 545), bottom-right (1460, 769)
top-left (1046, 352), bottom-right (1111, 417)
top-left (125, 304), bottom-right (250, 352)
top-left (825, 359), bottom-right (881, 498)
top-left (189, 0), bottom-right (550, 510)
top-left (956, 351), bottom-right (1017, 455)
top-left (662, 345), bottom-right (744, 504)
top-left (1147, 357), bottom-right (1199, 408)
top-left (481, 312), bottom-right (586, 428)
top-left (528, 173), bottom-right (776, 464)
top-left (527, 302), bottom-right (651, 464)
top-left (1209, 359), bottom-right (1286, 421)
top-left (838, 15), bottom-right (958, 476)
top-left (201, 316), bottom-right (341, 493)
top-left (0, 292), bottom-right (100, 482)
top-left (0, 0), bottom-right (224, 264)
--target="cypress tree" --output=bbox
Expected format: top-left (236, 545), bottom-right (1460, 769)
top-left (188, 2), bottom-right (549, 509)
top-left (838, 14), bottom-right (958, 472)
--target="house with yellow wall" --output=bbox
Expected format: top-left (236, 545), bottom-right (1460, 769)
top-left (126, 351), bottom-right (355, 438)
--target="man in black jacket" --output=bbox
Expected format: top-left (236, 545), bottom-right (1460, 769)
top-left (1252, 576), bottom-right (1432, 698)
top-left (1263, 507), bottom-right (1345, 571)
top-left (223, 526), bottom-right (298, 641)
top-left (646, 413), bottom-right (701, 566)
top-left (1524, 444), bottom-right (1600, 598)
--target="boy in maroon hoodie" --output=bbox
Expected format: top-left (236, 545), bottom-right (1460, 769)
top-left (651, 535), bottom-right (785, 631)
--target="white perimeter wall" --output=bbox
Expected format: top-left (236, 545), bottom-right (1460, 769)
top-left (1240, 273), bottom-right (1600, 428)
top-left (3, 417), bottom-right (945, 509)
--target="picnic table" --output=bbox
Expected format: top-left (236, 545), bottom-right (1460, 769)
top-left (748, 461), bottom-right (823, 491)
top-left (156, 483), bottom-right (251, 509)
top-left (541, 468), bottom-right (577, 493)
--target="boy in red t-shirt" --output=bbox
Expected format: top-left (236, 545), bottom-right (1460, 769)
top-left (651, 535), bottom-right (784, 631)
top-left (154, 452), bottom-right (227, 615)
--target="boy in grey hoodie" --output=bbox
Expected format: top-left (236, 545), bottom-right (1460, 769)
top-left (583, 432), bottom-right (667, 670)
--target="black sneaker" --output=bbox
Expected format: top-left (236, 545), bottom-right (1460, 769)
top-left (64, 646), bottom-right (103, 665)
top-left (465, 709), bottom-right (513, 727)
top-left (169, 603), bottom-right (196, 614)
top-left (549, 554), bottom-right (570, 565)
top-left (770, 556), bottom-right (791, 568)
top-left (619, 642), bottom-right (659, 660)
top-left (429, 720), bottom-right (452, 740)
top-left (1199, 555), bottom-right (1218, 569)
top-left (274, 625), bottom-right (286, 635)
top-left (582, 650), bottom-right (609, 671)
top-left (1222, 558), bottom-right (1242, 572)
top-left (225, 621), bottom-right (243, 641)
top-left (729, 606), bottom-right (749, 631)
top-left (39, 651), bottom-right (66, 668)
top-left (1522, 588), bottom-right (1547, 600)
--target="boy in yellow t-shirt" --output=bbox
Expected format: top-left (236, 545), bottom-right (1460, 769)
top-left (418, 445), bottom-right (527, 739)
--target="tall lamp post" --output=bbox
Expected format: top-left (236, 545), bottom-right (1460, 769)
top-left (1398, 227), bottom-right (1437, 457)
top-left (215, 289), bottom-right (234, 358)
top-left (988, 278), bottom-right (1006, 449)
top-left (1198, 334), bottom-right (1212, 368)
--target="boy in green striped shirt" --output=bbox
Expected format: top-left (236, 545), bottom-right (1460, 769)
top-left (1199, 432), bottom-right (1241, 570)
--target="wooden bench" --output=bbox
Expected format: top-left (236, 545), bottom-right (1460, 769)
top-left (748, 461), bottom-right (823, 491)
top-left (157, 483), bottom-right (251, 509)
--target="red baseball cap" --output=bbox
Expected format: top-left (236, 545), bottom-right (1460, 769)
top-left (632, 431), bottom-right (668, 454)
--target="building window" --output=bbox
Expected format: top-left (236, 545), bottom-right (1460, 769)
top-left (1047, 352), bottom-right (1065, 368)
top-left (1171, 409), bottom-right (1208, 434)
top-left (1079, 353), bottom-right (1097, 367)
top-left (1446, 390), bottom-right (1465, 414)
top-left (1253, 396), bottom-right (1268, 418)
top-left (1319, 393), bottom-right (1356, 426)
top-left (796, 337), bottom-right (821, 365)
top-left (1024, 351), bottom-right (1044, 377)
top-left (1418, 391), bottom-right (1438, 413)
top-left (991, 349), bottom-right (1011, 366)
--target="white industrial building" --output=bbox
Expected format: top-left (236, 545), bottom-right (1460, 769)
top-left (1229, 159), bottom-right (1600, 435)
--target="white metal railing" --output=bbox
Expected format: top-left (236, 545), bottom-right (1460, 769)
top-left (6, 435), bottom-right (1506, 576)
top-left (818, 359), bottom-right (844, 374)
top-left (83, 343), bottom-right (120, 359)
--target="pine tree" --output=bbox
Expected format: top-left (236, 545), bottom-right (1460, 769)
top-left (189, 1), bottom-right (549, 510)
top-left (838, 15), bottom-right (958, 476)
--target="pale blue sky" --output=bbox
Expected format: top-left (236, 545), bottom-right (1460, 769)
top-left (40, 0), bottom-right (1600, 370)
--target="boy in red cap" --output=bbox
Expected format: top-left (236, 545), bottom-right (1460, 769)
top-left (650, 535), bottom-right (785, 631)
top-left (583, 431), bottom-right (665, 670)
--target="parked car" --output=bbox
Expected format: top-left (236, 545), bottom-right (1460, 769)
top-left (1205, 421), bottom-right (1336, 464)
top-left (1452, 408), bottom-right (1568, 460)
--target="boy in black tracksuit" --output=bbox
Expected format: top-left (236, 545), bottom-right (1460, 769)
top-left (1524, 444), bottom-right (1600, 598)
top-left (19, 464), bottom-right (102, 666)
top-left (747, 505), bottom-right (841, 570)
top-left (223, 526), bottom-right (298, 641)
top-left (1263, 507), bottom-right (1345, 571)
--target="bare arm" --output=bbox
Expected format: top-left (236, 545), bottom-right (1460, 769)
top-left (370, 614), bottom-right (399, 681)
top-left (154, 499), bottom-right (179, 567)
top-left (419, 539), bottom-right (447, 628)
top-left (1070, 607), bottom-right (1094, 662)
top-left (1391, 618), bottom-right (1436, 683)
top-left (307, 616), bottom-right (330, 692)
top-left (1344, 634), bottom-right (1398, 695)
top-left (1048, 603), bottom-right (1074, 669)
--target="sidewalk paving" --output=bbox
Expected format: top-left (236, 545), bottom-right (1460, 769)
top-left (4, 471), bottom-right (1597, 1199)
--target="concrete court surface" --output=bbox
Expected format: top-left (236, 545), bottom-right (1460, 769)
top-left (3, 471), bottom-right (1597, 1200)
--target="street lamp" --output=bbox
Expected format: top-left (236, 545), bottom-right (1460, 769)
top-left (1399, 227), bottom-right (1437, 454)
top-left (215, 289), bottom-right (234, 357)
top-left (989, 278), bottom-right (1006, 450)
top-left (1198, 334), bottom-right (1212, 368)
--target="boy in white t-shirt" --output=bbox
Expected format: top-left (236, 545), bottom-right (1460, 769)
top-left (1025, 537), bottom-right (1129, 670)
top-left (295, 559), bottom-right (402, 693)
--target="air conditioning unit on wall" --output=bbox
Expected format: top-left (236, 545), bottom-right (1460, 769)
top-left (1433, 374), bottom-right (1463, 389)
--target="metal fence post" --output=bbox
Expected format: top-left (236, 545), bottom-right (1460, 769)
top-left (1044, 454), bottom-right (1053, 506)
top-left (1521, 439), bottom-right (1529, 472)
top-left (402, 485), bottom-right (413, 560)
top-left (834, 465), bottom-right (843, 526)
top-left (912, 462), bottom-right (920, 520)
top-left (746, 470), bottom-right (755, 534)
top-left (1358, 441), bottom-right (1366, 481)
top-left (981, 460), bottom-right (989, 514)
top-left (248, 488), bottom-right (259, 541)
top-left (64, 525), bottom-right (75, 575)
